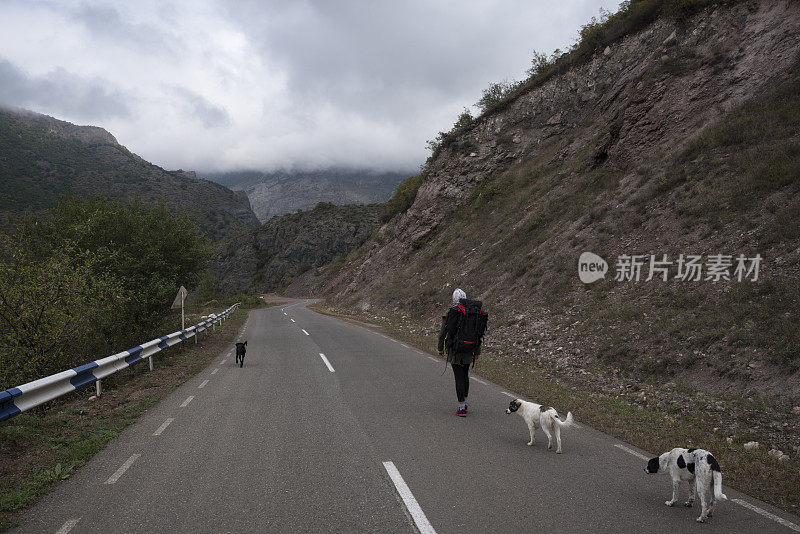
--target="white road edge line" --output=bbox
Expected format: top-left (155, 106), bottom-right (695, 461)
top-left (383, 461), bottom-right (437, 534)
top-left (614, 443), bottom-right (650, 461)
top-left (427, 356), bottom-right (438, 362)
top-left (105, 454), bottom-right (141, 484)
top-left (221, 359), bottom-right (227, 365)
top-left (319, 353), bottom-right (335, 372)
top-left (180, 395), bottom-right (194, 407)
top-left (211, 368), bottom-right (219, 375)
top-left (227, 351), bottom-right (232, 357)
top-left (302, 329), bottom-right (310, 336)
top-left (198, 380), bottom-right (209, 389)
top-left (55, 518), bottom-right (81, 534)
top-left (472, 377), bottom-right (488, 385)
top-left (501, 392), bottom-right (516, 398)
top-left (153, 418), bottom-right (174, 436)
top-left (732, 499), bottom-right (800, 532)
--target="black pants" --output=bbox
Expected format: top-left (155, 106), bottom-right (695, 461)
top-left (452, 363), bottom-right (470, 402)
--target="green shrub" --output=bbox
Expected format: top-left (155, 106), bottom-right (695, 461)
top-left (380, 173), bottom-right (424, 223)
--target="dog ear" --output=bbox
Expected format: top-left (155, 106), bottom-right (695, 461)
top-left (646, 457), bottom-right (660, 474)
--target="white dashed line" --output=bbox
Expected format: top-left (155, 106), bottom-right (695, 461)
top-left (290, 318), bottom-right (296, 323)
top-left (302, 329), bottom-right (310, 336)
top-left (383, 461), bottom-right (437, 534)
top-left (472, 377), bottom-right (488, 385)
top-left (211, 368), bottom-right (219, 375)
top-left (283, 312), bottom-right (287, 315)
top-left (319, 353), bottom-right (335, 372)
top-left (153, 418), bottom-right (174, 436)
top-left (198, 380), bottom-right (209, 389)
top-left (180, 395), bottom-right (194, 407)
top-left (105, 454), bottom-right (140, 484)
top-left (55, 518), bottom-right (81, 534)
top-left (614, 444), bottom-right (650, 461)
top-left (733, 499), bottom-right (800, 532)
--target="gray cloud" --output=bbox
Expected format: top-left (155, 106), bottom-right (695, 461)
top-left (0, 0), bottom-right (622, 172)
top-left (0, 59), bottom-right (132, 120)
top-left (170, 86), bottom-right (230, 128)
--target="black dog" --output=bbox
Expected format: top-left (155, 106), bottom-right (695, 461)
top-left (235, 341), bottom-right (247, 367)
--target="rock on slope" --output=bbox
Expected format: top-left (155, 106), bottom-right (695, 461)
top-left (315, 0), bottom-right (800, 399)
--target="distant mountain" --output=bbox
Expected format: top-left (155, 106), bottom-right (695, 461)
top-left (0, 108), bottom-right (260, 240)
top-left (203, 168), bottom-right (410, 222)
top-left (209, 202), bottom-right (381, 293)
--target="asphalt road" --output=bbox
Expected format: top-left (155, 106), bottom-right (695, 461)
top-left (12, 301), bottom-right (800, 533)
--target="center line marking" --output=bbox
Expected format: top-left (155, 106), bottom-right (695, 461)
top-left (319, 353), bottom-right (335, 372)
top-left (290, 318), bottom-right (295, 323)
top-left (105, 454), bottom-right (140, 484)
top-left (614, 444), bottom-right (650, 461)
top-left (198, 380), bottom-right (209, 389)
top-left (733, 499), bottom-right (800, 532)
top-left (302, 329), bottom-right (309, 336)
top-left (283, 312), bottom-right (287, 315)
top-left (55, 518), bottom-right (81, 534)
top-left (383, 461), bottom-right (436, 534)
top-left (180, 395), bottom-right (194, 407)
top-left (153, 418), bottom-right (174, 436)
top-left (211, 368), bottom-right (219, 375)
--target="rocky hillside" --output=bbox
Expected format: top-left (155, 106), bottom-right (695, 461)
top-left (0, 108), bottom-right (260, 240)
top-left (209, 202), bottom-right (381, 294)
top-left (305, 0), bottom-right (800, 401)
top-left (206, 168), bottom-right (409, 222)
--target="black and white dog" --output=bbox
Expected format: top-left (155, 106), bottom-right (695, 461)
top-left (235, 341), bottom-right (247, 367)
top-left (645, 447), bottom-right (727, 523)
top-left (505, 399), bottom-right (575, 454)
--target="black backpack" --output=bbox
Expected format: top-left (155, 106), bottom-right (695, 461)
top-left (451, 298), bottom-right (488, 353)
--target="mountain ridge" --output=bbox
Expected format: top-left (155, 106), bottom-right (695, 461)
top-left (0, 107), bottom-right (260, 240)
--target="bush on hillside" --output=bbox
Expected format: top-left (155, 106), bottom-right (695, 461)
top-left (0, 196), bottom-right (211, 387)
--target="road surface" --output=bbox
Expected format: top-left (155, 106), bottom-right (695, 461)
top-left (11, 301), bottom-right (800, 533)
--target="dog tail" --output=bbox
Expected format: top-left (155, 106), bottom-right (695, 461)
top-left (713, 470), bottom-right (727, 501)
top-left (552, 410), bottom-right (574, 429)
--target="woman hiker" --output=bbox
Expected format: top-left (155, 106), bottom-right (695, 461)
top-left (438, 288), bottom-right (481, 417)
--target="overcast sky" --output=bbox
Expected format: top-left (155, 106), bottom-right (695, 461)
top-left (0, 0), bottom-right (621, 173)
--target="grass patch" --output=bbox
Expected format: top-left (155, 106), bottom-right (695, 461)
top-left (0, 307), bottom-right (252, 531)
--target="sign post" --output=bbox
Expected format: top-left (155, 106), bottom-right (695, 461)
top-left (171, 286), bottom-right (189, 357)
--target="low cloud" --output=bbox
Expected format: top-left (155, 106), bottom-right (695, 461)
top-left (0, 59), bottom-right (132, 120)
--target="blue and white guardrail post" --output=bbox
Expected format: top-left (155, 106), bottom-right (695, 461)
top-left (0, 303), bottom-right (239, 422)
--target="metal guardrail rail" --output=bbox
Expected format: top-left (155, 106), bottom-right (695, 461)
top-left (0, 303), bottom-right (240, 422)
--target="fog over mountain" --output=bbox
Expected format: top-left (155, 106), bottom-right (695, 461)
top-left (0, 0), bottom-right (619, 173)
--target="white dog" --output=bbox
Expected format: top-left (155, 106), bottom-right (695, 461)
top-left (505, 399), bottom-right (574, 453)
top-left (645, 447), bottom-right (727, 523)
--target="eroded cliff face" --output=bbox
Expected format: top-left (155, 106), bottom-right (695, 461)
top-left (324, 1), bottom-right (799, 304)
top-left (314, 0), bottom-right (800, 399)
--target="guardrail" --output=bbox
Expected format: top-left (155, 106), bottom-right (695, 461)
top-left (0, 303), bottom-right (240, 422)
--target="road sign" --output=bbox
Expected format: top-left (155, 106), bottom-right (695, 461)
top-left (171, 286), bottom-right (188, 309)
